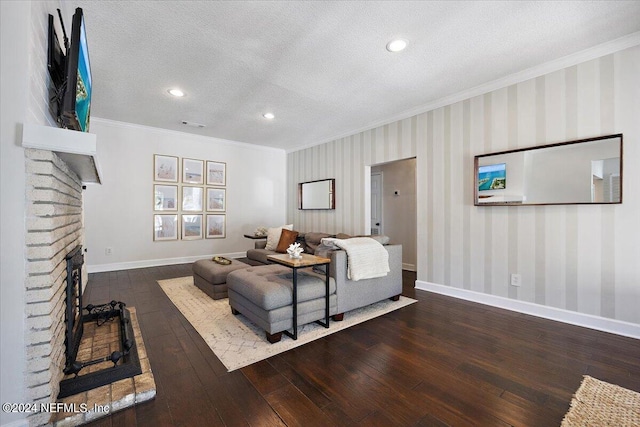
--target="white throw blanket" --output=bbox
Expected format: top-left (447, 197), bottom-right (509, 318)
top-left (321, 237), bottom-right (389, 281)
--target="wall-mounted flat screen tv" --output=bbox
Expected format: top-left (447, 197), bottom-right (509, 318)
top-left (61, 8), bottom-right (92, 132)
top-left (49, 8), bottom-right (91, 132)
top-left (47, 14), bottom-right (65, 89)
top-left (478, 163), bottom-right (506, 191)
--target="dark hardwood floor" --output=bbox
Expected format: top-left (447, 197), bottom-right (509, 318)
top-left (83, 265), bottom-right (640, 426)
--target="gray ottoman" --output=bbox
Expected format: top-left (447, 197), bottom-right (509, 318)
top-left (227, 265), bottom-right (337, 343)
top-left (192, 259), bottom-right (250, 300)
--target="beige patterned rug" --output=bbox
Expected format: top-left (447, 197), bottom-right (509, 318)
top-left (561, 375), bottom-right (640, 427)
top-left (158, 276), bottom-right (416, 371)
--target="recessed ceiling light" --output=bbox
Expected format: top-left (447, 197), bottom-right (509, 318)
top-left (168, 88), bottom-right (185, 97)
top-left (386, 38), bottom-right (408, 53)
top-left (263, 113), bottom-right (275, 119)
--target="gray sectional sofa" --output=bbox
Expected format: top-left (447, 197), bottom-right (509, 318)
top-left (328, 244), bottom-right (402, 315)
top-left (228, 232), bottom-right (403, 342)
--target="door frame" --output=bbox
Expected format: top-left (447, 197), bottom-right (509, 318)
top-left (363, 166), bottom-right (372, 235)
top-left (370, 172), bottom-right (383, 235)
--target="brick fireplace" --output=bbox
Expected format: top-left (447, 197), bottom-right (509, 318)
top-left (22, 145), bottom-right (155, 426)
top-left (24, 148), bottom-right (85, 426)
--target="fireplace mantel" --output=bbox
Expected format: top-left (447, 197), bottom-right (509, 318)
top-left (22, 123), bottom-right (102, 184)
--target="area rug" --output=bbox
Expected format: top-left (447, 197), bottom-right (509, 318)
top-left (158, 276), bottom-right (416, 371)
top-left (561, 375), bottom-right (640, 427)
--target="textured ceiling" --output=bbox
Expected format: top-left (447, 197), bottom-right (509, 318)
top-left (70, 1), bottom-right (640, 151)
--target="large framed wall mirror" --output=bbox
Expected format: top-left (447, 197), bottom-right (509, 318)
top-left (474, 134), bottom-right (622, 206)
top-left (298, 178), bottom-right (335, 210)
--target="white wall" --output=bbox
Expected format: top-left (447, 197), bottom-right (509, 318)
top-left (83, 119), bottom-right (287, 271)
top-left (1, 4), bottom-right (30, 425)
top-left (287, 46), bottom-right (640, 327)
top-left (2, 2), bottom-right (65, 425)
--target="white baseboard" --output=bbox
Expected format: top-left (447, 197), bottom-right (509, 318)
top-left (402, 263), bottom-right (416, 272)
top-left (415, 280), bottom-right (640, 340)
top-left (86, 252), bottom-right (247, 273)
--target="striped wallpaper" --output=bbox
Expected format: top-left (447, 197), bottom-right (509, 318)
top-left (288, 46), bottom-right (639, 324)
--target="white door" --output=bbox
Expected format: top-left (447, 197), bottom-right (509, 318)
top-left (371, 172), bottom-right (383, 235)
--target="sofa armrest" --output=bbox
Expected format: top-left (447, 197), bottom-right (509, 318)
top-left (255, 240), bottom-right (267, 249)
top-left (330, 244), bottom-right (403, 314)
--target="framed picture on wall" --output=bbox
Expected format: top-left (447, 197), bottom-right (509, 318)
top-left (154, 214), bottom-right (178, 241)
top-left (206, 214), bottom-right (226, 239)
top-left (182, 214), bottom-right (203, 240)
top-left (206, 188), bottom-right (226, 212)
top-left (154, 185), bottom-right (178, 211)
top-left (154, 155), bottom-right (178, 182)
top-left (183, 158), bottom-right (204, 184)
top-left (182, 186), bottom-right (203, 211)
top-left (206, 161), bottom-right (226, 186)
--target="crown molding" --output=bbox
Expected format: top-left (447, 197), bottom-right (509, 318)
top-left (288, 31), bottom-right (640, 154)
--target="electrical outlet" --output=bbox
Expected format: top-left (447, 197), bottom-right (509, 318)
top-left (105, 247), bottom-right (113, 256)
top-left (510, 273), bottom-right (521, 287)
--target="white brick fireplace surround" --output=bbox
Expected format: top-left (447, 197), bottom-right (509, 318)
top-left (24, 148), bottom-right (84, 426)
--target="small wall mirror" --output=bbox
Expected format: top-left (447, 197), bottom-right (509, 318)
top-left (298, 179), bottom-right (335, 210)
top-left (474, 134), bottom-right (622, 206)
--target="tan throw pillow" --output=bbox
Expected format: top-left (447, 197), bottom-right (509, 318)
top-left (265, 224), bottom-right (293, 250)
top-left (275, 229), bottom-right (299, 253)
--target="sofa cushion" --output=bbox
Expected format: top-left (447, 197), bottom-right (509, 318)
top-left (227, 265), bottom-right (336, 311)
top-left (246, 248), bottom-right (275, 265)
top-left (335, 234), bottom-right (390, 245)
top-left (303, 232), bottom-right (333, 253)
top-left (193, 258), bottom-right (250, 285)
top-left (313, 243), bottom-right (338, 274)
top-left (265, 224), bottom-right (293, 250)
top-left (368, 235), bottom-right (390, 245)
top-left (275, 229), bottom-right (299, 253)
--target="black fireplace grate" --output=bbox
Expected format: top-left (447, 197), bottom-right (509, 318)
top-left (58, 246), bottom-right (141, 399)
top-left (58, 303), bottom-right (142, 398)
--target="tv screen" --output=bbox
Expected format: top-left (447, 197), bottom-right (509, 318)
top-left (61, 8), bottom-right (92, 132)
top-left (478, 163), bottom-right (506, 191)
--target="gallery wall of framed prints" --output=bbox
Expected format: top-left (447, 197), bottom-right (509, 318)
top-left (153, 154), bottom-right (226, 241)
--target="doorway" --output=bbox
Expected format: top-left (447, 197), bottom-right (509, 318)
top-left (370, 158), bottom-right (417, 271)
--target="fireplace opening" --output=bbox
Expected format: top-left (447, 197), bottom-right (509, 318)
top-left (58, 246), bottom-right (142, 399)
top-left (64, 246), bottom-right (84, 371)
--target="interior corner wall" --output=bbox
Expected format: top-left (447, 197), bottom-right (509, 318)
top-left (1, 4), bottom-right (30, 425)
top-left (2, 1), bottom-right (66, 425)
top-left (83, 120), bottom-right (287, 272)
top-left (287, 120), bottom-right (418, 234)
top-left (287, 45), bottom-right (640, 325)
